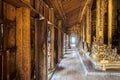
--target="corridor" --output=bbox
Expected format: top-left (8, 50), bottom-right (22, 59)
top-left (1, 0), bottom-right (120, 80)
top-left (51, 49), bottom-right (120, 80)
top-left (51, 49), bottom-right (82, 80)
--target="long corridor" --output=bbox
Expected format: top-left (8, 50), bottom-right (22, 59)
top-left (51, 49), bottom-right (120, 80)
top-left (51, 49), bottom-right (83, 80)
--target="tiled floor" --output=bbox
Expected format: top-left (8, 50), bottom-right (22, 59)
top-left (51, 49), bottom-right (120, 80)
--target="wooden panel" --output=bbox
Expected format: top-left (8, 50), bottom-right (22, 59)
top-left (0, 19), bottom-right (2, 24)
top-left (0, 0), bottom-right (3, 19)
top-left (67, 12), bottom-right (79, 27)
top-left (35, 19), bottom-right (47, 80)
top-left (35, 0), bottom-right (39, 11)
top-left (34, 19), bottom-right (39, 80)
top-left (31, 0), bottom-right (35, 8)
top-left (44, 5), bottom-right (49, 20)
top-left (39, 0), bottom-right (44, 15)
top-left (0, 52), bottom-right (2, 80)
top-left (8, 25), bottom-right (15, 48)
top-left (39, 19), bottom-right (47, 80)
top-left (62, 0), bottom-right (81, 13)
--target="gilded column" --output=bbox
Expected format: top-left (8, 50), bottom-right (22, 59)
top-left (86, 6), bottom-right (91, 49)
top-left (22, 7), bottom-right (31, 80)
top-left (96, 0), bottom-right (101, 41)
top-left (22, 0), bottom-right (31, 79)
top-left (82, 21), bottom-right (85, 42)
top-left (108, 0), bottom-right (112, 45)
top-left (16, 8), bottom-right (24, 80)
top-left (100, 0), bottom-right (104, 42)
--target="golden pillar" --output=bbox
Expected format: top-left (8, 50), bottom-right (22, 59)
top-left (89, 7), bottom-right (92, 47)
top-left (86, 6), bottom-right (91, 49)
top-left (96, 0), bottom-right (106, 43)
top-left (16, 0), bottom-right (31, 79)
top-left (100, 0), bottom-right (104, 42)
top-left (96, 0), bottom-right (101, 41)
top-left (108, 0), bottom-right (113, 45)
top-left (49, 8), bottom-right (55, 69)
top-left (22, 7), bottom-right (31, 80)
top-left (16, 8), bottom-right (24, 80)
top-left (82, 21), bottom-right (85, 42)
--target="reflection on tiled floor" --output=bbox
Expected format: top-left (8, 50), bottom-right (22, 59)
top-left (51, 49), bottom-right (120, 80)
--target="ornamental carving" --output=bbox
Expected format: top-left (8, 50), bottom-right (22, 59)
top-left (90, 37), bottom-right (120, 71)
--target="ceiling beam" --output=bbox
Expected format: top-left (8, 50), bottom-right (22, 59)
top-left (4, 0), bottom-right (43, 18)
top-left (50, 0), bottom-right (66, 20)
top-left (66, 7), bottom-right (80, 17)
top-left (79, 0), bottom-right (93, 22)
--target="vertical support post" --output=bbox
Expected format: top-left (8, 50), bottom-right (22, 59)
top-left (108, 0), bottom-right (112, 45)
top-left (58, 20), bottom-right (62, 62)
top-left (16, 0), bottom-right (31, 79)
top-left (96, 0), bottom-right (101, 41)
top-left (49, 8), bottom-right (55, 69)
top-left (66, 34), bottom-right (69, 49)
top-left (82, 21), bottom-right (85, 42)
top-left (16, 8), bottom-right (24, 80)
top-left (3, 3), bottom-right (16, 80)
top-left (38, 20), bottom-right (47, 80)
top-left (86, 6), bottom-right (91, 50)
top-left (6, 50), bottom-right (10, 80)
top-left (22, 6), bottom-right (31, 80)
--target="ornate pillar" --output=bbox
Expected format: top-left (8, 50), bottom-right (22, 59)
top-left (108, 0), bottom-right (113, 45)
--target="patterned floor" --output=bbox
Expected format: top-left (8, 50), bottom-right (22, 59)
top-left (51, 49), bottom-right (120, 80)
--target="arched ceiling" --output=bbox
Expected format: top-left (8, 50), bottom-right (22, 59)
top-left (45, 0), bottom-right (91, 27)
